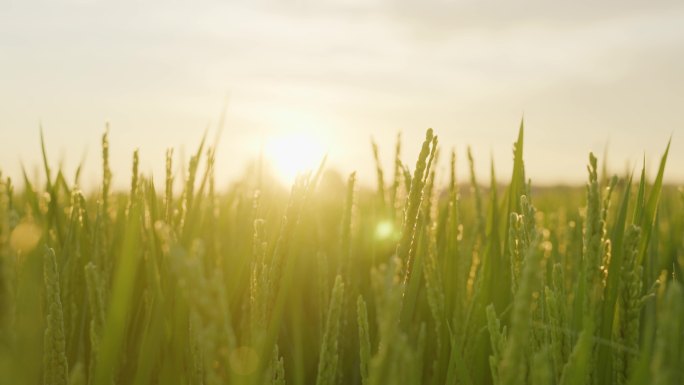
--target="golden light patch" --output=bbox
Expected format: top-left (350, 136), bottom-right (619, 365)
top-left (229, 346), bottom-right (259, 376)
top-left (10, 221), bottom-right (43, 254)
top-left (265, 131), bottom-right (327, 186)
top-left (375, 220), bottom-right (395, 241)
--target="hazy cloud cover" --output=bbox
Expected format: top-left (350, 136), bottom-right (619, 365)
top-left (1, 0), bottom-right (682, 188)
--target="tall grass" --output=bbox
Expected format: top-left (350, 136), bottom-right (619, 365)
top-left (0, 126), bottom-right (682, 385)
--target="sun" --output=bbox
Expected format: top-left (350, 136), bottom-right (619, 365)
top-left (264, 130), bottom-right (327, 186)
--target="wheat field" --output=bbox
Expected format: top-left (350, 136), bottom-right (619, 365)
top-left (0, 126), bottom-right (682, 385)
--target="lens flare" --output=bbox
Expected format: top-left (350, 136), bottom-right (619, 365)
top-left (375, 220), bottom-right (395, 240)
top-left (10, 221), bottom-right (42, 254)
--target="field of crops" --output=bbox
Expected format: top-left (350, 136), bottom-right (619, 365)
top-left (0, 127), bottom-right (682, 385)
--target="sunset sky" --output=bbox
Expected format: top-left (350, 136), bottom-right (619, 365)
top-left (1, 1), bottom-right (682, 188)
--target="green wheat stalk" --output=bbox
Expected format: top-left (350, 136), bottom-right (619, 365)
top-left (44, 247), bottom-right (69, 385)
top-left (316, 275), bottom-right (345, 385)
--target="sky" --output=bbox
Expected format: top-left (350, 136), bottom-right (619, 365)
top-left (1, 0), bottom-right (683, 189)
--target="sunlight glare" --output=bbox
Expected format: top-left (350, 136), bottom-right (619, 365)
top-left (264, 130), bottom-right (327, 186)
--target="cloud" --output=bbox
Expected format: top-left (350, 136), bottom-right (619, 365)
top-left (1, 0), bottom-right (682, 186)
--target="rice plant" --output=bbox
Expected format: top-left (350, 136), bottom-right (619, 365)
top-left (0, 125), bottom-right (681, 385)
